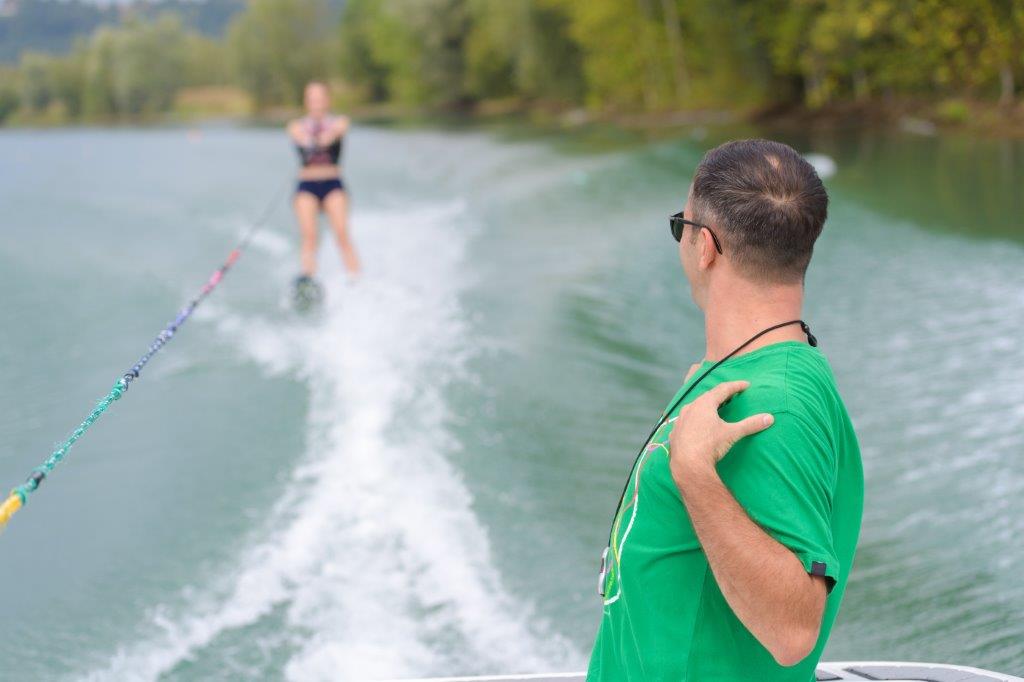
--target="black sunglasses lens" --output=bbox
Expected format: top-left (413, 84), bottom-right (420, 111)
top-left (670, 218), bottom-right (682, 242)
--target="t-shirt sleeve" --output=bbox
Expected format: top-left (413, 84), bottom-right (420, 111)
top-left (716, 410), bottom-right (840, 591)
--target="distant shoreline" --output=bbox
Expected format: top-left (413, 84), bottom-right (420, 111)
top-left (6, 96), bottom-right (1022, 141)
top-left (412, 97), bottom-right (1024, 141)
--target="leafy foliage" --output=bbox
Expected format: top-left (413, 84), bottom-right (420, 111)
top-left (3, 0), bottom-right (1023, 123)
top-left (226, 0), bottom-right (335, 109)
top-left (0, 0), bottom-right (246, 64)
top-left (337, 0), bottom-right (1024, 112)
top-left (12, 15), bottom-right (205, 121)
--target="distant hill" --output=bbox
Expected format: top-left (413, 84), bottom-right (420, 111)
top-left (0, 0), bottom-right (247, 63)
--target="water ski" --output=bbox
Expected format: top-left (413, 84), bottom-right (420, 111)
top-left (292, 275), bottom-right (324, 312)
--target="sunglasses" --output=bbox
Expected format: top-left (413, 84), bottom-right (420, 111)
top-left (669, 211), bottom-right (723, 254)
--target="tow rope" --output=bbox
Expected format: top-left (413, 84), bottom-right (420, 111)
top-left (0, 183), bottom-right (288, 528)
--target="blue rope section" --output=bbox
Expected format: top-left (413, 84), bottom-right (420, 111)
top-left (1, 183), bottom-right (288, 525)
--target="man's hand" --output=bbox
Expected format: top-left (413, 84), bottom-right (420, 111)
top-left (666, 379), bottom-right (827, 666)
top-left (668, 380), bottom-right (774, 488)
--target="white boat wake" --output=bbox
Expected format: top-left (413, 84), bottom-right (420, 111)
top-left (77, 201), bottom-right (579, 681)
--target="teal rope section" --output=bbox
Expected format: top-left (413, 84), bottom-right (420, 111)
top-left (11, 379), bottom-right (127, 505)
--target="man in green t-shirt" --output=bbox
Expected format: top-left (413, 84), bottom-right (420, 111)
top-left (588, 139), bottom-right (863, 681)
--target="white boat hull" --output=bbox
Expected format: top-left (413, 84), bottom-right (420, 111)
top-left (387, 660), bottom-right (1024, 681)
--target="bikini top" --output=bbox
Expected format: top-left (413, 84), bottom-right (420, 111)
top-left (296, 116), bottom-right (342, 167)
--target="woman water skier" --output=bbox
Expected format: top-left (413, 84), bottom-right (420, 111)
top-left (288, 81), bottom-right (361, 303)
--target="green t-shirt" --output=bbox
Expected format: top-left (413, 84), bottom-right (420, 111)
top-left (588, 341), bottom-right (863, 681)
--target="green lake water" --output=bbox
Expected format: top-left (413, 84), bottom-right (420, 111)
top-left (0, 123), bottom-right (1021, 680)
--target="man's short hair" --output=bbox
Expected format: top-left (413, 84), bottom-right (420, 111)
top-left (690, 139), bottom-right (828, 284)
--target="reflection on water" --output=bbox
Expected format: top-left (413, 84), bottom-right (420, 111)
top-left (443, 123), bottom-right (1024, 673)
top-left (728, 125), bottom-right (1024, 243)
top-left (0, 123), bottom-right (1021, 678)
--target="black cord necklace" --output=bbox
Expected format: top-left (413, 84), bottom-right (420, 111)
top-left (598, 319), bottom-right (817, 596)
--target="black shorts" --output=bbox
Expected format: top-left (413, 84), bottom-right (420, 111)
top-left (296, 178), bottom-right (345, 202)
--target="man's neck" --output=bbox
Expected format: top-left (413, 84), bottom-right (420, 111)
top-left (703, 279), bottom-right (806, 362)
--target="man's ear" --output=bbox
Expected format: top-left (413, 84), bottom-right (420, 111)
top-left (699, 227), bottom-right (718, 269)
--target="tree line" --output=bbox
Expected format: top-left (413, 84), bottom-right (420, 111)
top-left (2, 0), bottom-right (1022, 126)
top-left (0, 0), bottom-right (335, 123)
top-left (0, 0), bottom-right (245, 64)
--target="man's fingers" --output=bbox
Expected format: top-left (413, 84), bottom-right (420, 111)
top-left (731, 412), bottom-right (775, 439)
top-left (704, 380), bottom-right (750, 405)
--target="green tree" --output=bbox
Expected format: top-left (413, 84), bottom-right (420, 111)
top-left (181, 33), bottom-right (231, 87)
top-left (338, 0), bottom-right (474, 109)
top-left (17, 52), bottom-right (55, 113)
top-left (47, 41), bottom-right (87, 118)
top-left (111, 16), bottom-right (189, 115)
top-left (545, 0), bottom-right (668, 111)
top-left (338, 0), bottom-right (392, 102)
top-left (80, 26), bottom-right (117, 118)
top-left (464, 0), bottom-right (583, 104)
top-left (0, 67), bottom-right (17, 123)
top-left (226, 0), bottom-right (335, 109)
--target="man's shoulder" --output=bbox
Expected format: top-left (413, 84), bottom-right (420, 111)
top-left (724, 345), bottom-right (844, 430)
top-left (782, 346), bottom-right (849, 423)
top-left (718, 347), bottom-right (795, 414)
top-left (723, 379), bottom-right (790, 417)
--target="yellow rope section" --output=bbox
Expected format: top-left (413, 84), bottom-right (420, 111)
top-left (0, 492), bottom-right (23, 527)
